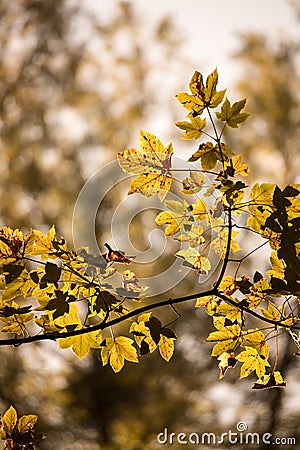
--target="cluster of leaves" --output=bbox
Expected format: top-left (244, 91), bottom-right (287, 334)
top-left (0, 69), bottom-right (299, 390)
top-left (0, 225), bottom-right (175, 373)
top-left (117, 69), bottom-right (300, 388)
top-left (0, 405), bottom-right (43, 449)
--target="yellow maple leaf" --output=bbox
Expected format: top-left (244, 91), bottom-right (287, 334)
top-left (211, 229), bottom-right (240, 259)
top-left (24, 226), bottom-right (56, 259)
top-left (130, 318), bottom-right (157, 353)
top-left (101, 336), bottom-right (139, 373)
top-left (206, 316), bottom-right (241, 356)
top-left (195, 295), bottom-right (219, 316)
top-left (217, 302), bottom-right (243, 323)
top-left (267, 251), bottom-right (286, 280)
top-left (236, 346), bottom-right (270, 379)
top-left (155, 199), bottom-right (189, 236)
top-left (259, 302), bottom-right (283, 322)
top-left (241, 329), bottom-right (269, 359)
top-left (176, 247), bottom-right (211, 274)
top-left (218, 351), bottom-right (237, 379)
top-left (122, 270), bottom-right (147, 292)
top-left (175, 116), bottom-right (206, 140)
top-left (176, 225), bottom-right (205, 247)
top-left (118, 130), bottom-right (173, 201)
top-left (0, 303), bottom-right (34, 335)
top-left (59, 330), bottom-right (102, 359)
top-left (225, 154), bottom-right (249, 177)
top-left (218, 276), bottom-right (237, 294)
top-left (191, 197), bottom-right (208, 221)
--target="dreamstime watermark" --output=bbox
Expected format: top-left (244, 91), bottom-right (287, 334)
top-left (157, 422), bottom-right (296, 446)
top-left (72, 156), bottom-right (222, 297)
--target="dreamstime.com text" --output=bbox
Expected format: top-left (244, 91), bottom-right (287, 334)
top-left (157, 422), bottom-right (296, 446)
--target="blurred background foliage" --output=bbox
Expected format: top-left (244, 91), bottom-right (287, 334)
top-left (0, 1), bottom-right (300, 449)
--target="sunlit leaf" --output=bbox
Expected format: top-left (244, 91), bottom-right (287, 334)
top-left (59, 330), bottom-right (102, 359)
top-left (175, 116), bottom-right (206, 140)
top-left (206, 316), bottom-right (241, 356)
top-left (176, 247), bottom-right (211, 274)
top-left (101, 336), bottom-right (138, 373)
top-left (118, 130), bottom-right (173, 201)
top-left (236, 346), bottom-right (270, 379)
top-left (211, 229), bottom-right (240, 259)
top-left (159, 334), bottom-right (175, 361)
top-left (241, 329), bottom-right (269, 359)
top-left (215, 97), bottom-right (250, 128)
top-left (2, 405), bottom-right (17, 436)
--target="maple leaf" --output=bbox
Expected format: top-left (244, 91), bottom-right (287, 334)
top-left (218, 276), bottom-right (237, 294)
top-left (190, 197), bottom-right (208, 221)
top-left (224, 154), bottom-right (250, 177)
top-left (176, 225), bottom-right (205, 248)
top-left (0, 301), bottom-right (34, 335)
top-left (59, 330), bottom-right (102, 359)
top-left (215, 97), bottom-right (250, 128)
top-left (211, 229), bottom-right (241, 259)
top-left (117, 130), bottom-right (173, 201)
top-left (188, 142), bottom-right (233, 171)
top-left (236, 346), bottom-right (270, 379)
top-left (24, 225), bottom-right (56, 260)
top-left (155, 200), bottom-right (189, 236)
top-left (175, 116), bottom-right (206, 140)
top-left (0, 227), bottom-right (23, 259)
top-left (1, 405), bottom-right (17, 436)
top-left (130, 313), bottom-right (158, 353)
top-left (259, 302), bottom-right (284, 322)
top-left (217, 302), bottom-right (243, 324)
top-left (241, 329), bottom-right (269, 359)
top-left (206, 316), bottom-right (241, 356)
top-left (176, 69), bottom-right (226, 115)
top-left (267, 251), bottom-right (286, 280)
top-left (101, 336), bottom-right (139, 373)
top-left (176, 247), bottom-right (211, 274)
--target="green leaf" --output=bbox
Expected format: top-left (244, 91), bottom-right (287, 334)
top-left (215, 97), bottom-right (250, 128)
